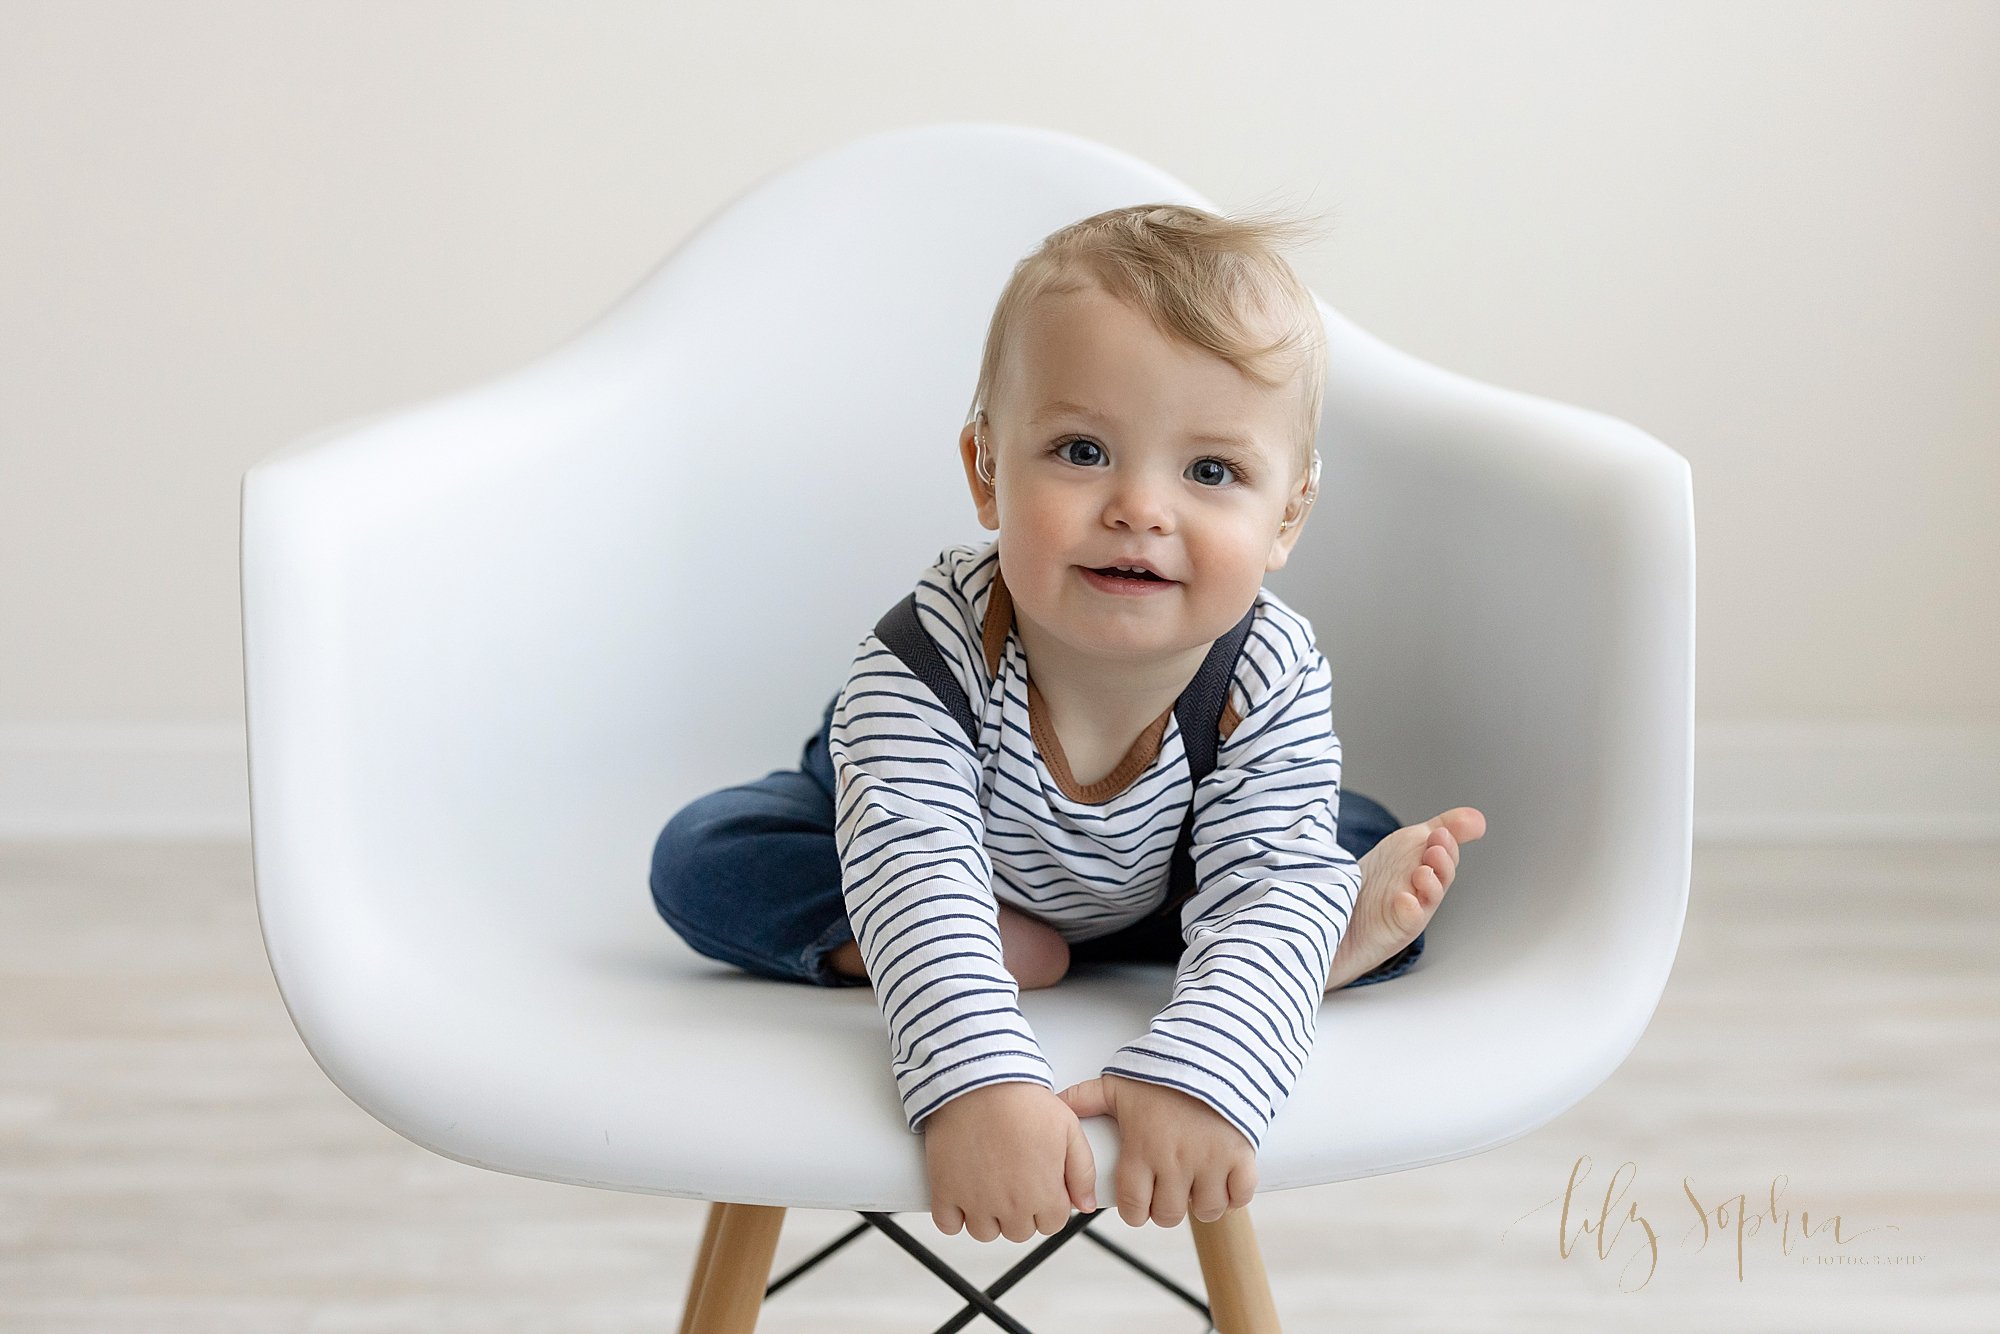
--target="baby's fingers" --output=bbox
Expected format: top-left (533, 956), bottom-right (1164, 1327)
top-left (1117, 1163), bottom-right (1157, 1228)
top-left (932, 1200), bottom-right (965, 1236)
top-left (1227, 1158), bottom-right (1259, 1212)
top-left (1190, 1175), bottom-right (1231, 1224)
top-left (1065, 1116), bottom-right (1098, 1213)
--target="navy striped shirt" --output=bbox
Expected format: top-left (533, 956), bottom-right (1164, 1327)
top-left (829, 540), bottom-right (1360, 1151)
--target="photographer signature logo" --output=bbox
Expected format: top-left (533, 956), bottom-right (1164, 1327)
top-left (1501, 1155), bottom-right (1918, 1292)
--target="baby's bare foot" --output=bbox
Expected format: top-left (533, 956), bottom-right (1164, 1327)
top-left (1324, 807), bottom-right (1486, 992)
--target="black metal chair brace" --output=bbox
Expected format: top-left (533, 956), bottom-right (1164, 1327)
top-left (763, 1207), bottom-right (1216, 1334)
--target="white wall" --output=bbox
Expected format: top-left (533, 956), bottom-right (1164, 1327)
top-left (1, 0), bottom-right (1995, 838)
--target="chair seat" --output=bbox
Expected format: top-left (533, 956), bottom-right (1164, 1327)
top-left (287, 887), bottom-right (1654, 1214)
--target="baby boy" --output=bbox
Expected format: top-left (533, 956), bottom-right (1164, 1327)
top-left (651, 202), bottom-right (1484, 1247)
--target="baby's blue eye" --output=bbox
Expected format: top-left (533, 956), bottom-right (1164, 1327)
top-left (1055, 437), bottom-right (1105, 467)
top-left (1051, 436), bottom-right (1244, 487)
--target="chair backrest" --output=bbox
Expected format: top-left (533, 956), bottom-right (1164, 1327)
top-left (243, 122), bottom-right (1693, 991)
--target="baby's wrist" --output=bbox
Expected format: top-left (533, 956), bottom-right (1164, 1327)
top-left (921, 1078), bottom-right (1055, 1129)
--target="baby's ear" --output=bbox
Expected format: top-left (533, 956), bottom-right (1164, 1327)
top-left (1265, 532), bottom-right (1299, 572)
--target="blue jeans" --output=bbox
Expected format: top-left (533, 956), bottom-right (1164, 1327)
top-left (650, 694), bottom-right (1426, 989)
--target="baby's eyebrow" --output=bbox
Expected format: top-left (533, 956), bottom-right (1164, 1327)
top-left (1029, 400), bottom-right (1264, 453)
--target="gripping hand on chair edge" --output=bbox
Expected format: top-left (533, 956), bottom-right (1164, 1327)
top-left (921, 1081), bottom-right (1097, 1242)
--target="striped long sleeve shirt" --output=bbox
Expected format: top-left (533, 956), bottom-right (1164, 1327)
top-left (828, 539), bottom-right (1361, 1151)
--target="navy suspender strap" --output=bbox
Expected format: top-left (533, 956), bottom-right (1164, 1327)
top-left (872, 592), bottom-right (980, 744)
top-left (1161, 603), bottom-right (1258, 919)
top-left (871, 590), bottom-right (1259, 929)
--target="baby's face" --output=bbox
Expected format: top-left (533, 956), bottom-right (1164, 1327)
top-left (960, 282), bottom-right (1310, 668)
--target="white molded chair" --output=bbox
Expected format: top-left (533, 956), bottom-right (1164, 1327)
top-left (241, 122), bottom-right (1694, 1331)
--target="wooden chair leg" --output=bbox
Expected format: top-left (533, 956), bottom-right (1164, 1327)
top-left (681, 1200), bottom-right (787, 1334)
top-left (1188, 1207), bottom-right (1282, 1333)
top-left (678, 1202), bottom-right (725, 1334)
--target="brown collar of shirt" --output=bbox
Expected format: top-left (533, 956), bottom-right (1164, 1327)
top-left (980, 560), bottom-right (1243, 806)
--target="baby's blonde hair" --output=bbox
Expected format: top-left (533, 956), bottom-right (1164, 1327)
top-left (967, 201), bottom-right (1330, 485)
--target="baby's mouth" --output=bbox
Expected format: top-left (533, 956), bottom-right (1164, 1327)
top-left (1083, 565), bottom-right (1172, 583)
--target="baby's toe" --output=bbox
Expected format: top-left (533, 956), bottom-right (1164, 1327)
top-left (1396, 884), bottom-right (1432, 928)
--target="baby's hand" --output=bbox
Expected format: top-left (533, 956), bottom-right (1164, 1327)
top-left (1056, 1074), bottom-right (1257, 1227)
top-left (922, 1082), bottom-right (1097, 1242)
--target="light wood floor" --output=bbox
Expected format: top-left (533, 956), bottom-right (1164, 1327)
top-left (1, 839), bottom-right (1994, 1332)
